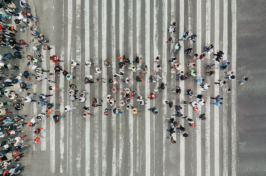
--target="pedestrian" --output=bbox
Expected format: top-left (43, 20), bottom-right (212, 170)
top-left (43, 43), bottom-right (52, 50)
top-left (66, 73), bottom-right (75, 81)
top-left (38, 99), bottom-right (49, 107)
top-left (214, 80), bottom-right (226, 87)
top-left (34, 128), bottom-right (48, 134)
top-left (113, 108), bottom-right (124, 114)
top-left (27, 118), bottom-right (37, 127)
top-left (195, 77), bottom-right (204, 83)
top-left (85, 76), bottom-right (94, 84)
top-left (179, 31), bottom-right (189, 41)
top-left (184, 48), bottom-right (193, 55)
top-left (104, 59), bottom-right (110, 68)
top-left (197, 113), bottom-right (206, 120)
top-left (36, 113), bottom-right (47, 120)
top-left (238, 75), bottom-right (248, 85)
top-left (54, 65), bottom-right (63, 74)
top-left (222, 87), bottom-right (231, 93)
top-left (148, 107), bottom-right (158, 115)
top-left (172, 112), bottom-right (183, 117)
top-left (206, 70), bottom-right (216, 77)
top-left (49, 85), bottom-right (58, 93)
top-left (65, 104), bottom-right (76, 112)
top-left (200, 83), bottom-right (210, 91)
top-left (184, 89), bottom-right (193, 98)
top-left (192, 53), bottom-right (198, 63)
top-left (187, 33), bottom-right (197, 42)
top-left (71, 60), bottom-right (80, 69)
top-left (210, 100), bottom-right (222, 106)
top-left (172, 43), bottom-right (181, 52)
top-left (224, 74), bottom-right (235, 80)
top-left (53, 114), bottom-right (65, 123)
top-left (172, 86), bottom-right (181, 94)
top-left (34, 136), bottom-right (44, 144)
top-left (166, 37), bottom-right (173, 43)
top-left (35, 67), bottom-right (49, 75)
top-left (211, 95), bottom-right (223, 102)
top-left (158, 83), bottom-right (167, 90)
top-left (50, 55), bottom-right (63, 63)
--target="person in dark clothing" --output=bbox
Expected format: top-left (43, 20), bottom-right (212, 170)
top-left (148, 107), bottom-right (158, 114)
top-left (1, 82), bottom-right (14, 88)
top-left (172, 86), bottom-right (181, 94)
top-left (198, 113), bottom-right (206, 120)
top-left (22, 71), bottom-right (35, 79)
top-left (184, 48), bottom-right (193, 55)
top-left (54, 66), bottom-right (63, 74)
top-left (19, 82), bottom-right (30, 90)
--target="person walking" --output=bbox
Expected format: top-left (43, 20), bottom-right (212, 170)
top-left (184, 48), bottom-right (193, 55)
top-left (50, 55), bottom-right (63, 63)
top-left (187, 33), bottom-right (197, 42)
top-left (238, 75), bottom-right (248, 85)
top-left (53, 114), bottom-right (65, 124)
top-left (65, 105), bottom-right (76, 112)
top-left (210, 100), bottom-right (222, 106)
top-left (179, 31), bottom-right (189, 41)
top-left (113, 108), bottom-right (124, 114)
top-left (195, 77), bottom-right (204, 83)
top-left (148, 107), bottom-right (158, 115)
top-left (214, 80), bottom-right (226, 87)
top-left (211, 95), bottom-right (223, 102)
top-left (34, 136), bottom-right (44, 144)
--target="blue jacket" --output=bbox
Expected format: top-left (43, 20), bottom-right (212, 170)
top-left (215, 100), bottom-right (222, 106)
top-left (38, 100), bottom-right (49, 107)
top-left (215, 95), bottom-right (222, 102)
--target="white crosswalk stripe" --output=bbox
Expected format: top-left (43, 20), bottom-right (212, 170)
top-left (223, 0), bottom-right (229, 176)
top-left (214, 1), bottom-right (220, 175)
top-left (231, 0), bottom-right (237, 176)
top-left (25, 0), bottom-right (238, 175)
top-left (196, 0), bottom-right (202, 175)
top-left (205, 0), bottom-right (212, 176)
top-left (145, 0), bottom-right (151, 175)
top-left (49, 45), bottom-right (56, 173)
top-left (84, 0), bottom-right (90, 175)
top-left (110, 0), bottom-right (116, 176)
top-left (41, 50), bottom-right (47, 151)
top-left (179, 0), bottom-right (185, 176)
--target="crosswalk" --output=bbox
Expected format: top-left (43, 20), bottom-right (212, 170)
top-left (22, 0), bottom-right (238, 175)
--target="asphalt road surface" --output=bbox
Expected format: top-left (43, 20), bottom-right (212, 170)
top-left (0, 0), bottom-right (244, 175)
top-left (237, 0), bottom-right (266, 176)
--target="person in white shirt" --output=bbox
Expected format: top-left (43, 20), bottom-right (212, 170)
top-left (95, 66), bottom-right (102, 73)
top-left (36, 113), bottom-right (47, 120)
top-left (124, 77), bottom-right (130, 84)
top-left (24, 96), bottom-right (36, 103)
top-left (197, 99), bottom-right (205, 106)
top-left (214, 80), bottom-right (227, 87)
top-left (16, 12), bottom-right (28, 23)
top-left (200, 83), bottom-right (210, 91)
top-left (71, 60), bottom-right (80, 68)
top-left (85, 60), bottom-right (94, 67)
top-left (65, 104), bottom-right (76, 112)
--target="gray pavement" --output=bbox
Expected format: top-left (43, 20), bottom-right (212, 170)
top-left (237, 0), bottom-right (266, 175)
top-left (0, 0), bottom-right (242, 176)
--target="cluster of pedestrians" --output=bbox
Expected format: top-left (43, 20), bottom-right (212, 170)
top-left (0, 1), bottom-right (249, 175)
top-left (0, 0), bottom-right (54, 175)
top-left (165, 22), bottom-right (248, 143)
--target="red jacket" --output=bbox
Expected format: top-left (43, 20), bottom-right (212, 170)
top-left (35, 128), bottom-right (43, 134)
top-left (50, 55), bottom-right (58, 63)
top-left (35, 136), bottom-right (41, 143)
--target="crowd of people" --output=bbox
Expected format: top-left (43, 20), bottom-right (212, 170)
top-left (0, 0), bottom-right (42, 175)
top-left (165, 22), bottom-right (248, 143)
top-left (0, 0), bottom-right (249, 174)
